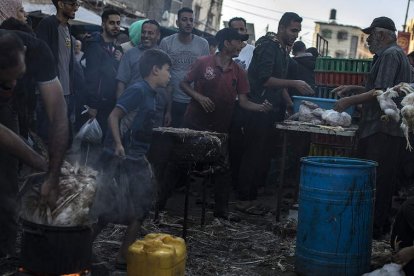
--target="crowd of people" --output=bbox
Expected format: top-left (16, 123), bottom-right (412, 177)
top-left (1, 0), bottom-right (414, 273)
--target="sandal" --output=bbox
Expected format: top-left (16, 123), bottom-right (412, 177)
top-left (114, 261), bottom-right (127, 270)
top-left (244, 205), bottom-right (267, 216)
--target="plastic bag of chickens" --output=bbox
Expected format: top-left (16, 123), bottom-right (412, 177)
top-left (20, 161), bottom-right (97, 226)
top-left (362, 263), bottom-right (405, 276)
top-left (322, 109), bottom-right (352, 127)
top-left (296, 101), bottom-right (323, 125)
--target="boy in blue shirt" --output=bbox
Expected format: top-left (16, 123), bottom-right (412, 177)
top-left (92, 49), bottom-right (171, 268)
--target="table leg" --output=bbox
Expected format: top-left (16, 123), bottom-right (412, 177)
top-left (182, 167), bottom-right (191, 240)
top-left (201, 173), bottom-right (209, 227)
top-left (276, 130), bottom-right (288, 222)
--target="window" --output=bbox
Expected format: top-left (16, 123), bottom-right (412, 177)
top-left (321, 29), bottom-right (332, 39)
top-left (335, 50), bottom-right (345, 58)
top-left (194, 5), bottom-right (201, 23)
top-left (337, 30), bottom-right (348, 40)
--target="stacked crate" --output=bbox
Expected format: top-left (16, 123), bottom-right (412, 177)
top-left (315, 57), bottom-right (372, 87)
top-left (309, 57), bottom-right (372, 157)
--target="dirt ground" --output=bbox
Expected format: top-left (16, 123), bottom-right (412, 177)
top-left (0, 178), bottom-right (394, 276)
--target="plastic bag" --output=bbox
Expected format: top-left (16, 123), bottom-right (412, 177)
top-left (75, 118), bottom-right (102, 144)
top-left (322, 109), bottom-right (352, 127)
top-left (362, 263), bottom-right (405, 276)
top-left (89, 156), bottom-right (154, 225)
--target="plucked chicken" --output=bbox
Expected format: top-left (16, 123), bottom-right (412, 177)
top-left (20, 161), bottom-right (98, 226)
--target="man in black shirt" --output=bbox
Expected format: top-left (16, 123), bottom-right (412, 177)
top-left (83, 9), bottom-right (122, 138)
top-left (237, 12), bottom-right (314, 211)
top-left (0, 30), bottom-right (68, 257)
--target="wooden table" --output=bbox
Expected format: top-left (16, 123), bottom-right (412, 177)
top-left (274, 120), bottom-right (358, 221)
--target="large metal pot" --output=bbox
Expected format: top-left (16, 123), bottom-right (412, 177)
top-left (20, 218), bottom-right (92, 274)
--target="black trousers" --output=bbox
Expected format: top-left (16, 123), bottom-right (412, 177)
top-left (357, 132), bottom-right (403, 236)
top-left (229, 102), bottom-right (245, 190)
top-left (0, 104), bottom-right (19, 257)
top-left (237, 111), bottom-right (280, 201)
top-left (171, 101), bottom-right (188, 128)
top-left (391, 198), bottom-right (414, 275)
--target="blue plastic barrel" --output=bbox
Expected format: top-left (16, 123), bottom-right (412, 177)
top-left (295, 157), bottom-right (377, 276)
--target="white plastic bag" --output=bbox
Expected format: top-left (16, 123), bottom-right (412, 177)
top-left (75, 118), bottom-right (102, 144)
top-left (322, 109), bottom-right (352, 127)
top-left (362, 263), bottom-right (405, 276)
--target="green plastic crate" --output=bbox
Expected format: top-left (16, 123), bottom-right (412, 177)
top-left (315, 57), bottom-right (372, 73)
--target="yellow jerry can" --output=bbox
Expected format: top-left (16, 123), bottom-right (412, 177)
top-left (127, 233), bottom-right (187, 276)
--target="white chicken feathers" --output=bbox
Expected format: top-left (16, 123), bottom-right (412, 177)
top-left (374, 83), bottom-right (414, 151)
top-left (374, 88), bottom-right (400, 122)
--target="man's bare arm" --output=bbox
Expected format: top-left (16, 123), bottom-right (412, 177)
top-left (38, 79), bottom-right (69, 207)
top-left (0, 124), bottom-right (47, 171)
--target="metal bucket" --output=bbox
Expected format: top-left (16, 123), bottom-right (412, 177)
top-left (20, 218), bottom-right (92, 274)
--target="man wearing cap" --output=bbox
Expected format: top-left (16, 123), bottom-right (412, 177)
top-left (334, 16), bottom-right (412, 239)
top-left (178, 27), bottom-right (272, 220)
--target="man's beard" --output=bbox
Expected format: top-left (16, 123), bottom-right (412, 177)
top-left (63, 11), bottom-right (75, 20)
top-left (107, 30), bottom-right (119, 39)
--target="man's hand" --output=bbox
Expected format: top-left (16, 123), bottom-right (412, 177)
top-left (393, 246), bottom-right (414, 266)
top-left (40, 174), bottom-right (59, 210)
top-left (114, 142), bottom-right (125, 157)
top-left (332, 85), bottom-right (364, 98)
top-left (334, 97), bottom-right (353, 113)
top-left (88, 108), bottom-right (98, 118)
top-left (294, 80), bottom-right (315, 96)
top-left (114, 50), bottom-right (123, 62)
top-left (259, 100), bottom-right (273, 112)
top-left (164, 111), bottom-right (172, 127)
top-left (195, 94), bottom-right (215, 113)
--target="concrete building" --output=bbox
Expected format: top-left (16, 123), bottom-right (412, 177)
top-left (117, 0), bottom-right (222, 34)
top-left (313, 9), bottom-right (372, 59)
top-left (406, 17), bottom-right (414, 53)
top-left (223, 20), bottom-right (256, 44)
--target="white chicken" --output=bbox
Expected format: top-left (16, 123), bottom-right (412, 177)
top-left (400, 92), bottom-right (414, 151)
top-left (374, 88), bottom-right (400, 122)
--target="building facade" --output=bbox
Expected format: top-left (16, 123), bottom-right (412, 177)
top-left (314, 21), bottom-right (371, 59)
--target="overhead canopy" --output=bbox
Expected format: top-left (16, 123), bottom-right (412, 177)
top-left (23, 2), bottom-right (102, 25)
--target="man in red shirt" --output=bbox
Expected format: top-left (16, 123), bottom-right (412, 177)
top-left (180, 27), bottom-right (272, 219)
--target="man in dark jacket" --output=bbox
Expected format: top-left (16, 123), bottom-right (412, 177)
top-left (83, 8), bottom-right (122, 137)
top-left (236, 12), bottom-right (314, 211)
top-left (35, 0), bottom-right (78, 146)
top-left (291, 40), bottom-right (316, 91)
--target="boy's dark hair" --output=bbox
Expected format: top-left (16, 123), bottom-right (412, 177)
top-left (279, 12), bottom-right (302, 28)
top-left (228, 17), bottom-right (246, 28)
top-left (101, 8), bottom-right (121, 22)
top-left (142, 19), bottom-right (160, 31)
top-left (0, 17), bottom-right (34, 34)
top-left (139, 49), bottom-right (171, 78)
top-left (177, 7), bottom-right (193, 19)
top-left (306, 47), bottom-right (320, 58)
top-left (408, 51), bottom-right (414, 58)
top-left (205, 36), bottom-right (218, 47)
top-left (0, 31), bottom-right (25, 70)
top-left (292, 40), bottom-right (306, 55)
top-left (51, 0), bottom-right (59, 9)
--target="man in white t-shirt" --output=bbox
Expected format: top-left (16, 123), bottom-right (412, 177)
top-left (160, 7), bottom-right (209, 127)
top-left (229, 17), bottom-right (254, 70)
